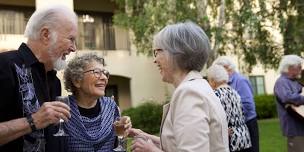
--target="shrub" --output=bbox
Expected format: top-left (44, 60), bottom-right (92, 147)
top-left (122, 101), bottom-right (163, 134)
top-left (254, 94), bottom-right (277, 119)
top-left (122, 94), bottom-right (277, 134)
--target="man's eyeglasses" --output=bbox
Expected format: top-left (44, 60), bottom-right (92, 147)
top-left (83, 68), bottom-right (110, 79)
top-left (153, 49), bottom-right (164, 58)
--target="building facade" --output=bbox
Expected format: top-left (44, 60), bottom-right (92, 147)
top-left (0, 0), bottom-right (175, 110)
top-left (0, 0), bottom-right (277, 110)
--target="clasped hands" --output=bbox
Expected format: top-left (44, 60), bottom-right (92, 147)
top-left (128, 128), bottom-right (160, 152)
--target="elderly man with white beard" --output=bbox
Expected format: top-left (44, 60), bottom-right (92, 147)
top-left (0, 5), bottom-right (78, 152)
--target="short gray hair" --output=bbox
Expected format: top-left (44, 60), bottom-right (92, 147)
top-left (278, 54), bottom-right (303, 73)
top-left (212, 56), bottom-right (236, 72)
top-left (153, 21), bottom-right (211, 71)
top-left (64, 53), bottom-right (105, 94)
top-left (24, 5), bottom-right (77, 40)
top-left (207, 64), bottom-right (229, 83)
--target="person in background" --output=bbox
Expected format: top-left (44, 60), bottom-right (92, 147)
top-left (0, 5), bottom-right (77, 152)
top-left (207, 64), bottom-right (252, 152)
top-left (274, 54), bottom-right (304, 152)
top-left (63, 53), bottom-right (131, 151)
top-left (213, 56), bottom-right (259, 152)
top-left (129, 21), bottom-right (229, 152)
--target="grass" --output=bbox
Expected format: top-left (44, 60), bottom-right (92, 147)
top-left (259, 118), bottom-right (287, 152)
top-left (126, 118), bottom-right (286, 152)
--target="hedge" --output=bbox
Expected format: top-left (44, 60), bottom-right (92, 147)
top-left (254, 94), bottom-right (277, 119)
top-left (122, 101), bottom-right (163, 134)
top-left (122, 94), bottom-right (278, 134)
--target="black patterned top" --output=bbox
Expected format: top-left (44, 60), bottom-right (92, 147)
top-left (0, 43), bottom-right (65, 152)
top-left (215, 86), bottom-right (252, 152)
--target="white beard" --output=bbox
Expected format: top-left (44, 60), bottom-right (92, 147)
top-left (53, 57), bottom-right (67, 71)
top-left (47, 32), bottom-right (66, 71)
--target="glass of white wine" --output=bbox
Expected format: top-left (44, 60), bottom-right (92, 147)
top-left (53, 96), bottom-right (70, 137)
top-left (113, 117), bottom-right (128, 151)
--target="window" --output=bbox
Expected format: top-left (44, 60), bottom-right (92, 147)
top-left (249, 76), bottom-right (265, 95)
top-left (77, 12), bottom-right (115, 50)
top-left (0, 8), bottom-right (33, 34)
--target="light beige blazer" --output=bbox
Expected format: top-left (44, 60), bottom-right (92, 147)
top-left (160, 71), bottom-right (229, 152)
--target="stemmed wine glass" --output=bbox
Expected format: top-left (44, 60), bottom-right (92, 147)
top-left (113, 117), bottom-right (128, 152)
top-left (53, 96), bottom-right (70, 137)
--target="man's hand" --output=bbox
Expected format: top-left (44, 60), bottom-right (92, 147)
top-left (31, 101), bottom-right (71, 130)
top-left (0, 101), bottom-right (70, 146)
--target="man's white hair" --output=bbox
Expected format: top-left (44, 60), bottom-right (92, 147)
top-left (207, 64), bottom-right (229, 83)
top-left (24, 5), bottom-right (77, 40)
top-left (212, 56), bottom-right (236, 72)
top-left (278, 54), bottom-right (303, 74)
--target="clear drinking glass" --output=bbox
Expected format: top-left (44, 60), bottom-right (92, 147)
top-left (113, 117), bottom-right (127, 152)
top-left (53, 96), bottom-right (70, 137)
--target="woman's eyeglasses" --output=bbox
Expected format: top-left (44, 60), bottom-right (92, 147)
top-left (83, 68), bottom-right (110, 79)
top-left (153, 49), bottom-right (164, 58)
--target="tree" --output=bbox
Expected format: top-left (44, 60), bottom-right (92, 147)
top-left (277, 0), bottom-right (304, 55)
top-left (113, 0), bottom-right (208, 55)
top-left (113, 0), bottom-right (304, 71)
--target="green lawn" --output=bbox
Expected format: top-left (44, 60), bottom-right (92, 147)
top-left (259, 118), bottom-right (287, 152)
top-left (126, 118), bottom-right (286, 152)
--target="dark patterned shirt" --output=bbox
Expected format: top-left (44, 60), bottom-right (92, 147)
top-left (0, 43), bottom-right (65, 152)
top-left (215, 86), bottom-right (251, 151)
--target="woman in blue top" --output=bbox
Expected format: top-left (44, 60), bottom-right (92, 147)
top-left (63, 53), bottom-right (130, 151)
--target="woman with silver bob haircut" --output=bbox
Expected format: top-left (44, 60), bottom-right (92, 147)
top-left (129, 21), bottom-right (229, 152)
top-left (153, 21), bottom-right (211, 72)
top-left (63, 53), bottom-right (131, 151)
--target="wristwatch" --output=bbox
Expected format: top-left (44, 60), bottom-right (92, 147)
top-left (26, 114), bottom-right (37, 132)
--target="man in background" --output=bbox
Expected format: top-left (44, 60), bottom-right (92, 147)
top-left (274, 55), bottom-right (304, 152)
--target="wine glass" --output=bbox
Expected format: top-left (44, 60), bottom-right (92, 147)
top-left (113, 117), bottom-right (128, 152)
top-left (53, 96), bottom-right (70, 137)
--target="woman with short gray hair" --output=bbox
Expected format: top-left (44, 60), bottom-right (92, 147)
top-left (153, 20), bottom-right (211, 72)
top-left (129, 21), bottom-right (229, 152)
top-left (64, 53), bottom-right (106, 95)
top-left (63, 53), bottom-right (131, 151)
top-left (207, 64), bottom-right (252, 152)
